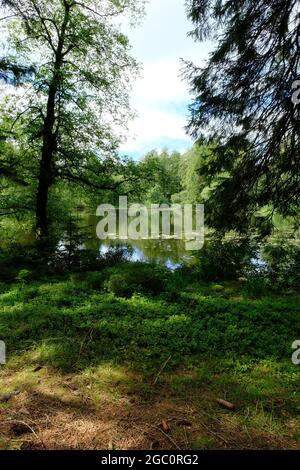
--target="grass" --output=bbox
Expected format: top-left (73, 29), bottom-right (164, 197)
top-left (0, 262), bottom-right (300, 449)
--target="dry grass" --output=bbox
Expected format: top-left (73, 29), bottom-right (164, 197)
top-left (0, 364), bottom-right (299, 451)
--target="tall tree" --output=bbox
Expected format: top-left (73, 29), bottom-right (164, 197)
top-left (184, 0), bottom-right (300, 231)
top-left (141, 150), bottom-right (182, 204)
top-left (177, 144), bottom-right (214, 204)
top-left (0, 0), bottom-right (143, 236)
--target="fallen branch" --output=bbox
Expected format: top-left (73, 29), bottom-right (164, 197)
top-left (157, 427), bottom-right (181, 450)
top-left (8, 420), bottom-right (46, 450)
top-left (183, 425), bottom-right (189, 447)
top-left (153, 355), bottom-right (172, 385)
top-left (198, 419), bottom-right (228, 446)
top-left (76, 328), bottom-right (94, 363)
top-left (216, 398), bottom-right (236, 411)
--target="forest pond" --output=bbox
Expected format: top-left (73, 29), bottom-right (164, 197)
top-left (56, 213), bottom-right (268, 272)
top-left (76, 213), bottom-right (197, 270)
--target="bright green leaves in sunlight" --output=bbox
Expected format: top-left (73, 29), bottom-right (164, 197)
top-left (0, 0), bottom-right (144, 236)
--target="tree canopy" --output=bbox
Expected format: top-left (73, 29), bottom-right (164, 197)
top-left (185, 0), bottom-right (300, 232)
top-left (0, 0), bottom-right (144, 236)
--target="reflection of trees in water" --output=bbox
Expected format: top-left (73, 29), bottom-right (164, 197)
top-left (83, 214), bottom-right (190, 265)
top-left (128, 237), bottom-right (188, 264)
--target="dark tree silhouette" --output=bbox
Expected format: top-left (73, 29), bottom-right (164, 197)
top-left (185, 0), bottom-right (300, 231)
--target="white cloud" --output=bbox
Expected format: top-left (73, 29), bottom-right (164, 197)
top-left (133, 60), bottom-right (189, 104)
top-left (122, 108), bottom-right (188, 153)
top-left (120, 59), bottom-right (191, 154)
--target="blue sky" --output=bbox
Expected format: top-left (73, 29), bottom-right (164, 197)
top-left (119, 0), bottom-right (213, 159)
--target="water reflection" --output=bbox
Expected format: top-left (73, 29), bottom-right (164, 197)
top-left (83, 214), bottom-right (195, 270)
top-left (96, 239), bottom-right (191, 270)
top-left (56, 214), bottom-right (274, 272)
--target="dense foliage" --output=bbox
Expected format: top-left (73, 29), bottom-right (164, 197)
top-left (0, 0), bottom-right (144, 236)
top-left (184, 0), bottom-right (300, 231)
top-left (0, 263), bottom-right (299, 374)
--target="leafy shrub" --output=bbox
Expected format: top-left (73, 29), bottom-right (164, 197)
top-left (70, 271), bottom-right (105, 290)
top-left (100, 246), bottom-right (130, 265)
top-left (241, 275), bottom-right (270, 298)
top-left (262, 242), bottom-right (300, 290)
top-left (193, 238), bottom-right (255, 282)
top-left (105, 273), bottom-right (133, 298)
top-left (210, 284), bottom-right (224, 292)
top-left (16, 269), bottom-right (32, 283)
top-left (104, 263), bottom-right (167, 298)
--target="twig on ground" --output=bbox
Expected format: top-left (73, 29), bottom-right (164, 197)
top-left (157, 427), bottom-right (181, 450)
top-left (152, 355), bottom-right (172, 385)
top-left (183, 426), bottom-right (189, 448)
top-left (8, 420), bottom-right (46, 449)
top-left (77, 328), bottom-right (94, 363)
top-left (198, 419), bottom-right (228, 446)
top-left (216, 398), bottom-right (235, 410)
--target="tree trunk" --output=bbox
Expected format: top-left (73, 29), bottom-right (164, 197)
top-left (35, 135), bottom-right (54, 237)
top-left (35, 84), bottom-right (57, 238)
top-left (36, 171), bottom-right (50, 238)
top-left (35, 3), bottom-right (70, 238)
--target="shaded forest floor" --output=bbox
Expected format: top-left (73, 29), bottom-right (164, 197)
top-left (0, 263), bottom-right (300, 450)
top-left (1, 361), bottom-right (300, 450)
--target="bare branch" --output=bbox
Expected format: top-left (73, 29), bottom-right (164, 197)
top-left (74, 2), bottom-right (126, 19)
top-left (0, 14), bottom-right (18, 21)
